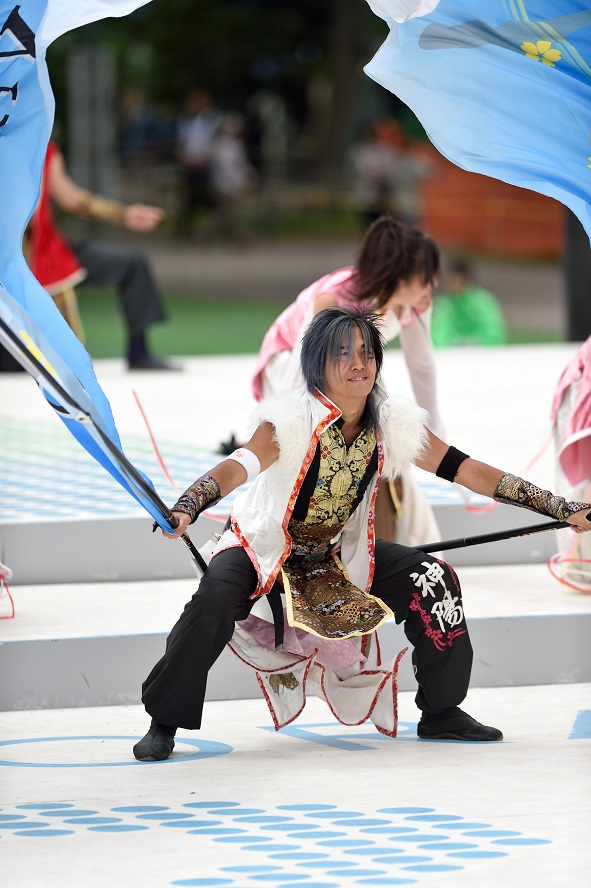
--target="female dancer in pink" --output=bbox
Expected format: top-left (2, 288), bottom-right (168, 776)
top-left (250, 214), bottom-right (443, 545)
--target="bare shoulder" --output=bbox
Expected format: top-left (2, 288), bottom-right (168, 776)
top-left (313, 291), bottom-right (339, 314)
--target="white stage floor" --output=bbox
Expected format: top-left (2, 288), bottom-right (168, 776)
top-left (1, 685), bottom-right (590, 888)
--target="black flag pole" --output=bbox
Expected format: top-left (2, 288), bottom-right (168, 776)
top-left (165, 515), bottom-right (208, 576)
top-left (417, 519), bottom-right (568, 554)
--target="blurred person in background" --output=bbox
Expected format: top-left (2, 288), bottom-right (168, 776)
top-left (209, 112), bottom-right (257, 243)
top-left (175, 86), bottom-right (221, 237)
top-left (431, 257), bottom-right (507, 348)
top-left (350, 117), bottom-right (432, 228)
top-left (21, 140), bottom-right (177, 371)
top-left (119, 87), bottom-right (161, 164)
top-left (551, 335), bottom-right (591, 590)
top-left (350, 121), bottom-right (398, 228)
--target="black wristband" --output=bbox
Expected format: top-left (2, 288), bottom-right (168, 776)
top-left (436, 446), bottom-right (470, 483)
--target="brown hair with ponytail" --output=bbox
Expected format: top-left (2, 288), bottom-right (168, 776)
top-left (350, 214), bottom-right (440, 310)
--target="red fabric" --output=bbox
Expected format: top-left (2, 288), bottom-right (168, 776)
top-left (551, 337), bottom-right (591, 487)
top-left (27, 142), bottom-right (86, 294)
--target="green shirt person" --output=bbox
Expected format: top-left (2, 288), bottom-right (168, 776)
top-left (432, 258), bottom-right (507, 347)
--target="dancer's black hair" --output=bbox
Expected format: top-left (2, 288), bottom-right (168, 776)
top-left (300, 307), bottom-right (385, 430)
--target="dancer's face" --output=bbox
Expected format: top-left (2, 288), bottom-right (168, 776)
top-left (387, 272), bottom-right (433, 313)
top-left (323, 326), bottom-right (376, 404)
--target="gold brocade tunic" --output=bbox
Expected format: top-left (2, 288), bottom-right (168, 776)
top-left (282, 421), bottom-right (392, 640)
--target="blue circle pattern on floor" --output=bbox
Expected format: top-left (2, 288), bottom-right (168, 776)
top-left (0, 736), bottom-right (232, 767)
top-left (1, 800), bottom-right (551, 885)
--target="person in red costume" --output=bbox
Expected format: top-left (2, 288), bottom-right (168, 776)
top-left (23, 140), bottom-right (176, 371)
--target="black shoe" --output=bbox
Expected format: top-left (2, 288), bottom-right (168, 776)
top-left (417, 707), bottom-right (503, 741)
top-left (133, 721), bottom-right (177, 761)
top-left (218, 434), bottom-right (240, 456)
top-left (128, 356), bottom-right (181, 371)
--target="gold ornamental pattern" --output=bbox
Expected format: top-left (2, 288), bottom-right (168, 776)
top-left (306, 423), bottom-right (377, 526)
top-left (281, 422), bottom-right (389, 640)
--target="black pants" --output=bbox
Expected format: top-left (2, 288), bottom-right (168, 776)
top-left (69, 240), bottom-right (167, 345)
top-left (141, 541), bottom-right (473, 730)
top-left (175, 167), bottom-right (216, 236)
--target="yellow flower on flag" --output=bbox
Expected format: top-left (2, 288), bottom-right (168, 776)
top-left (521, 41), bottom-right (562, 67)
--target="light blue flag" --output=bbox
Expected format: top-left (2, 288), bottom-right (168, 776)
top-left (0, 0), bottom-right (178, 533)
top-left (365, 1), bottom-right (591, 243)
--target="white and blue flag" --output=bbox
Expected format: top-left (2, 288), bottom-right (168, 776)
top-left (0, 0), bottom-right (179, 532)
top-left (365, 1), bottom-right (591, 242)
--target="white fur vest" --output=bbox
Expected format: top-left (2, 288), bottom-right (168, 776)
top-left (212, 386), bottom-right (427, 596)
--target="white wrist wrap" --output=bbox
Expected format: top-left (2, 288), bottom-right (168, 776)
top-left (226, 448), bottom-right (261, 482)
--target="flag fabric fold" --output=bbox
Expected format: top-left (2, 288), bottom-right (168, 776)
top-left (0, 0), bottom-right (175, 531)
top-left (365, 0), bottom-right (591, 243)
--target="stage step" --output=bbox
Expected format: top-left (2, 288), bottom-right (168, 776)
top-left (1, 564), bottom-right (589, 712)
top-left (0, 469), bottom-right (560, 587)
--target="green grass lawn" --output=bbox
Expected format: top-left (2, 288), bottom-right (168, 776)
top-left (76, 286), bottom-right (563, 360)
top-left (77, 287), bottom-right (284, 359)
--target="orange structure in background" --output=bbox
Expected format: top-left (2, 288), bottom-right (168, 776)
top-left (417, 148), bottom-right (564, 260)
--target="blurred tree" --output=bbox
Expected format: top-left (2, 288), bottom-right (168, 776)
top-left (49, 3), bottom-right (326, 128)
top-left (46, 0), bottom-right (401, 177)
